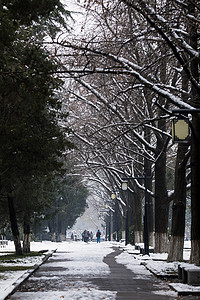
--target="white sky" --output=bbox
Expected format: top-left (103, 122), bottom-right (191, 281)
top-left (62, 0), bottom-right (86, 32)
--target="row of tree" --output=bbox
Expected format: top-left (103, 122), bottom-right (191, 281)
top-left (53, 0), bottom-right (200, 264)
top-left (0, 1), bottom-right (88, 254)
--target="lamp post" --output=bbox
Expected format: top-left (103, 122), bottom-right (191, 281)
top-left (110, 192), bottom-right (116, 241)
top-left (144, 174), bottom-right (149, 256)
top-left (55, 198), bottom-right (59, 242)
top-left (111, 191), bottom-right (121, 242)
top-left (121, 180), bottom-right (129, 246)
top-left (105, 204), bottom-right (111, 241)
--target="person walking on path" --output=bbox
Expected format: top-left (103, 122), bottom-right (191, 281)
top-left (83, 230), bottom-right (89, 242)
top-left (90, 231), bottom-right (93, 241)
top-left (96, 229), bottom-right (101, 243)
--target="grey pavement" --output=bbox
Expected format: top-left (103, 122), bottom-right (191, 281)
top-left (7, 247), bottom-right (200, 300)
top-left (94, 247), bottom-right (173, 299)
top-left (98, 248), bottom-right (200, 300)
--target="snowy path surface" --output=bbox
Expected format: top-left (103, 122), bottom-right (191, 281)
top-left (7, 241), bottom-right (179, 300)
top-left (9, 241), bottom-right (116, 300)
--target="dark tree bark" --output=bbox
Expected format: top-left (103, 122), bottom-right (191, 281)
top-left (154, 95), bottom-right (169, 252)
top-left (154, 41), bottom-right (170, 253)
top-left (7, 194), bottom-right (23, 255)
top-left (168, 62), bottom-right (190, 262)
top-left (154, 142), bottom-right (169, 252)
top-left (132, 189), bottom-right (143, 244)
top-left (113, 201), bottom-right (121, 242)
top-left (191, 114), bottom-right (200, 264)
top-left (168, 144), bottom-right (189, 262)
top-left (189, 0), bottom-right (200, 265)
top-left (59, 220), bottom-right (67, 241)
top-left (23, 220), bottom-right (31, 253)
top-left (144, 126), bottom-right (153, 247)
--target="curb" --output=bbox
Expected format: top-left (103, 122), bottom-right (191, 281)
top-left (123, 249), bottom-right (200, 296)
top-left (169, 283), bottom-right (200, 296)
top-left (141, 259), bottom-right (200, 296)
top-left (3, 249), bottom-right (57, 300)
top-left (143, 263), bottom-right (178, 279)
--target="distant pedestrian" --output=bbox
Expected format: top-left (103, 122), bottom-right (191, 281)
top-left (90, 231), bottom-right (93, 241)
top-left (84, 229), bottom-right (89, 242)
top-left (71, 233), bottom-right (74, 240)
top-left (96, 230), bottom-right (101, 243)
top-left (82, 232), bottom-right (84, 241)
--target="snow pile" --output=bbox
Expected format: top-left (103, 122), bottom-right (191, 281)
top-left (145, 260), bottom-right (179, 277)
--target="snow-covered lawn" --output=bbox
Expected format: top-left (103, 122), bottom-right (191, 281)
top-left (0, 241), bottom-right (54, 300)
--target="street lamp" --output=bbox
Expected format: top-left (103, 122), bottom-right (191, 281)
top-left (121, 181), bottom-right (128, 191)
top-left (121, 181), bottom-right (129, 245)
top-left (171, 108), bottom-right (200, 143)
top-left (172, 116), bottom-right (190, 142)
top-left (111, 192), bottom-right (116, 200)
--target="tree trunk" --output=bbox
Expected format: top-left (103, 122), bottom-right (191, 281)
top-left (190, 114), bottom-right (200, 265)
top-left (23, 220), bottom-right (31, 253)
top-left (51, 232), bottom-right (56, 242)
top-left (154, 136), bottom-right (169, 253)
top-left (113, 201), bottom-right (121, 242)
top-left (134, 231), bottom-right (143, 244)
top-left (154, 42), bottom-right (170, 253)
top-left (144, 126), bottom-right (154, 247)
top-left (168, 62), bottom-right (189, 262)
top-left (7, 194), bottom-right (23, 255)
top-left (133, 189), bottom-right (143, 244)
top-left (188, 0), bottom-right (200, 265)
top-left (59, 222), bottom-right (67, 241)
top-left (144, 160), bottom-right (153, 247)
top-left (167, 144), bottom-right (189, 262)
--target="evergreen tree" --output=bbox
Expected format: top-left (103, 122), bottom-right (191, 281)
top-left (0, 0), bottom-right (72, 254)
top-left (47, 174), bottom-right (89, 242)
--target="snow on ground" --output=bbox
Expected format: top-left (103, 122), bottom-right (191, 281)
top-left (0, 241), bottom-right (116, 300)
top-left (145, 260), bottom-right (179, 276)
top-left (44, 242), bottom-right (112, 278)
top-left (0, 240), bottom-right (199, 299)
top-left (11, 290), bottom-right (116, 300)
top-left (115, 249), bottom-right (178, 298)
top-left (116, 251), bottom-right (153, 277)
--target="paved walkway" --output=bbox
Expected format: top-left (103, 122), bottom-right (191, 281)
top-left (7, 247), bottom-right (200, 300)
top-left (93, 247), bottom-right (177, 300)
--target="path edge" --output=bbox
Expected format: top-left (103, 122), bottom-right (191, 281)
top-left (2, 249), bottom-right (57, 300)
